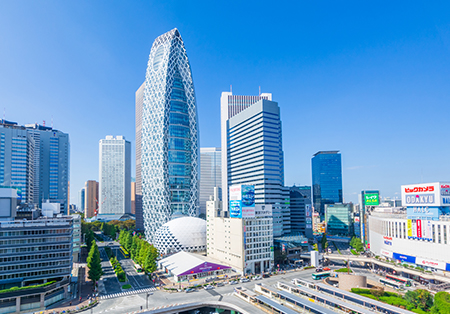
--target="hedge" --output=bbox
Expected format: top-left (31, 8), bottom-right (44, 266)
top-left (0, 281), bottom-right (56, 294)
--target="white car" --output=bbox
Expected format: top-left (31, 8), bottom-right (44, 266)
top-left (204, 285), bottom-right (214, 290)
top-left (239, 278), bottom-right (250, 283)
top-left (229, 280), bottom-right (238, 285)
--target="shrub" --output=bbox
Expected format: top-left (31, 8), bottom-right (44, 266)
top-left (122, 284), bottom-right (132, 289)
top-left (351, 249), bottom-right (359, 255)
top-left (304, 266), bottom-right (315, 270)
top-left (432, 291), bottom-right (450, 313)
top-left (335, 268), bottom-right (352, 273)
top-left (351, 288), bottom-right (371, 294)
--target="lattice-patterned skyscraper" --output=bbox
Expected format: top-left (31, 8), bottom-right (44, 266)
top-left (141, 29), bottom-right (199, 242)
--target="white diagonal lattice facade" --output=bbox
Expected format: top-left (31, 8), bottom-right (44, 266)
top-left (142, 29), bottom-right (199, 242)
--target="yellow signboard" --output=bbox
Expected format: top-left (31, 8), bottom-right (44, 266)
top-left (407, 219), bottom-right (412, 237)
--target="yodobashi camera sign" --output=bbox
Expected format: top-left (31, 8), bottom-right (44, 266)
top-left (229, 185), bottom-right (255, 218)
top-left (401, 182), bottom-right (443, 207)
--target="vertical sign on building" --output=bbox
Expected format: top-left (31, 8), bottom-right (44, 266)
top-left (417, 219), bottom-right (422, 238)
top-left (407, 219), bottom-right (412, 237)
top-left (411, 219), bottom-right (417, 238)
top-left (229, 185), bottom-right (255, 218)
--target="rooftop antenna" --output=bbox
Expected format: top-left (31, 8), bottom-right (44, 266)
top-left (3, 108), bottom-right (5, 121)
top-left (259, 86), bottom-right (261, 96)
top-left (230, 85), bottom-right (232, 93)
top-left (43, 120), bottom-right (45, 126)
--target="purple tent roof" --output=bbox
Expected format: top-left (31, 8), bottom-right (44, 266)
top-left (178, 261), bottom-right (231, 276)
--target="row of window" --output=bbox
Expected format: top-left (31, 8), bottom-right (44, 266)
top-left (0, 267), bottom-right (70, 281)
top-left (0, 229), bottom-right (71, 237)
top-left (0, 236), bottom-right (70, 246)
top-left (0, 252), bottom-right (69, 263)
top-left (383, 220), bottom-right (448, 244)
top-left (0, 244), bottom-right (71, 254)
top-left (0, 260), bottom-right (70, 273)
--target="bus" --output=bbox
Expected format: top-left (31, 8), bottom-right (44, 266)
top-left (120, 246), bottom-right (130, 258)
top-left (379, 278), bottom-right (403, 290)
top-left (386, 275), bottom-right (412, 287)
top-left (312, 272), bottom-right (330, 280)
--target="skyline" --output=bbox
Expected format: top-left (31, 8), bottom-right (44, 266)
top-left (1, 1), bottom-right (450, 205)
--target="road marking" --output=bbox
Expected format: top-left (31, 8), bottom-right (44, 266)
top-left (100, 287), bottom-right (157, 300)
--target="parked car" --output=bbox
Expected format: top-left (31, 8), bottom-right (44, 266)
top-left (323, 267), bottom-right (331, 271)
top-left (240, 278), bottom-right (250, 283)
top-left (253, 275), bottom-right (262, 280)
top-left (185, 288), bottom-right (195, 293)
top-left (204, 285), bottom-right (214, 290)
top-left (216, 282), bottom-right (225, 287)
top-left (229, 280), bottom-right (238, 285)
top-left (315, 267), bottom-right (323, 272)
top-left (262, 273), bottom-right (271, 278)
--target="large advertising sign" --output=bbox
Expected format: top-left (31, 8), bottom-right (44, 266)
top-left (392, 253), bottom-right (416, 264)
top-left (364, 193), bottom-right (380, 206)
top-left (407, 218), bottom-right (432, 241)
top-left (229, 185), bottom-right (255, 218)
top-left (407, 207), bottom-right (440, 221)
top-left (402, 182), bottom-right (450, 207)
top-left (416, 258), bottom-right (446, 270)
top-left (381, 250), bottom-right (393, 258)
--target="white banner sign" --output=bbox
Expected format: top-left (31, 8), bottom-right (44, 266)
top-left (416, 258), bottom-right (446, 270)
top-left (380, 250), bottom-right (393, 258)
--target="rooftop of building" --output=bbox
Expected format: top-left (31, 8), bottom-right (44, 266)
top-left (0, 119), bottom-right (64, 133)
top-left (313, 150), bottom-right (340, 157)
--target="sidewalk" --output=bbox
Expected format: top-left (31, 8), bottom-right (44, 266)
top-left (44, 266), bottom-right (97, 313)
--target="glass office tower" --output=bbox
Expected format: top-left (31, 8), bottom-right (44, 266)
top-left (141, 29), bottom-right (199, 242)
top-left (221, 93), bottom-right (289, 236)
top-left (312, 151), bottom-right (343, 216)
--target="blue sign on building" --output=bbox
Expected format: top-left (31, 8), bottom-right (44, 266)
top-left (229, 200), bottom-right (242, 218)
top-left (393, 252), bottom-right (416, 264)
top-left (406, 207), bottom-right (440, 221)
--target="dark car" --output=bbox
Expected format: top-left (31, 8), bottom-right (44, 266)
top-left (316, 267), bottom-right (323, 272)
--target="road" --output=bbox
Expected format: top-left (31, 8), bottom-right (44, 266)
top-left (79, 268), bottom-right (320, 314)
top-left (97, 240), bottom-right (154, 293)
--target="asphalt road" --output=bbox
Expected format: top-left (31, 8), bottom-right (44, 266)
top-left (97, 240), bottom-right (154, 292)
top-left (79, 268), bottom-right (320, 314)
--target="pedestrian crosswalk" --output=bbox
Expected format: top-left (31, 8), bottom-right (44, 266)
top-left (100, 287), bottom-right (157, 300)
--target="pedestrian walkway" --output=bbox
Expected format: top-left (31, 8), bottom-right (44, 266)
top-left (100, 287), bottom-right (157, 300)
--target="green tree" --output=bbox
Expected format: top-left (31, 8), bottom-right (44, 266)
top-left (431, 291), bottom-right (450, 313)
top-left (313, 243), bottom-right (318, 251)
top-left (370, 287), bottom-right (384, 300)
top-left (144, 245), bottom-right (158, 273)
top-left (125, 231), bottom-right (133, 252)
top-left (87, 240), bottom-right (103, 287)
top-left (85, 229), bottom-right (95, 252)
top-left (324, 241), bottom-right (329, 254)
top-left (416, 289), bottom-right (434, 311)
top-left (131, 235), bottom-right (138, 259)
top-left (321, 233), bottom-right (327, 251)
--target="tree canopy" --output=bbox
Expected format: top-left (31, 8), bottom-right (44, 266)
top-left (87, 240), bottom-right (103, 285)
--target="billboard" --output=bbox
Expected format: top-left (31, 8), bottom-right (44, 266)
top-left (364, 193), bottom-right (379, 206)
top-left (416, 258), bottom-right (446, 270)
top-left (392, 252), bottom-right (416, 263)
top-left (401, 182), bottom-right (450, 207)
top-left (229, 185), bottom-right (255, 218)
top-left (407, 207), bottom-right (440, 221)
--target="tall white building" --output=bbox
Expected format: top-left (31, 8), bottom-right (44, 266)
top-left (200, 147), bottom-right (221, 217)
top-left (207, 187), bottom-right (274, 274)
top-left (220, 92), bottom-right (289, 236)
top-left (99, 135), bottom-right (131, 215)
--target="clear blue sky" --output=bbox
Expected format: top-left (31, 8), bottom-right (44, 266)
top-left (1, 1), bottom-right (449, 206)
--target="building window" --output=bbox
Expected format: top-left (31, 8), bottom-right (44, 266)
top-left (444, 225), bottom-right (447, 245)
top-left (438, 225), bottom-right (441, 244)
top-left (433, 225), bottom-right (436, 243)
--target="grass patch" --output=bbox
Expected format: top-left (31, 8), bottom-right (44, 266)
top-left (122, 284), bottom-right (132, 289)
top-left (335, 268), bottom-right (352, 273)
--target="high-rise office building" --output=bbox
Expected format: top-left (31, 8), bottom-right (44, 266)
top-left (84, 180), bottom-right (99, 218)
top-left (325, 203), bottom-right (353, 236)
top-left (221, 92), bottom-right (289, 237)
top-left (289, 186), bottom-right (313, 238)
top-left (135, 82), bottom-right (145, 230)
top-left (79, 187), bottom-right (85, 213)
top-left (99, 136), bottom-right (131, 215)
top-left (199, 147), bottom-right (221, 217)
top-left (141, 29), bottom-right (199, 242)
top-left (0, 120), bottom-right (70, 212)
top-left (312, 151), bottom-right (343, 216)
